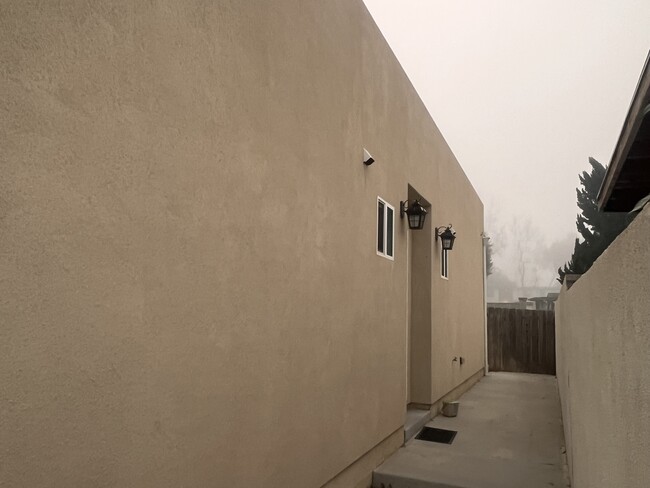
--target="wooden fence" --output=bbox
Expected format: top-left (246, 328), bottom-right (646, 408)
top-left (487, 308), bottom-right (556, 375)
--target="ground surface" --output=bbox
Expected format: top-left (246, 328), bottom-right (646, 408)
top-left (373, 372), bottom-right (570, 488)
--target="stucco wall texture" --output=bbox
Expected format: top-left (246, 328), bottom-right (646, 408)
top-left (556, 205), bottom-right (650, 488)
top-left (0, 1), bottom-right (485, 487)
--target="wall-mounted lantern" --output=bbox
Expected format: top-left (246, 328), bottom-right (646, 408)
top-left (400, 199), bottom-right (428, 230)
top-left (435, 225), bottom-right (457, 250)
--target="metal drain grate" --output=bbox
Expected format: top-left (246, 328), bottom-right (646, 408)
top-left (415, 426), bottom-right (457, 444)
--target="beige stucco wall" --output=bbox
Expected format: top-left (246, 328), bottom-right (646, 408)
top-left (556, 205), bottom-right (650, 488)
top-left (0, 1), bottom-right (484, 487)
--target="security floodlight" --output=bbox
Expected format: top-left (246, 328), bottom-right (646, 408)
top-left (363, 148), bottom-right (375, 166)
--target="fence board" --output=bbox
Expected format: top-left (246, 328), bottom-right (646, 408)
top-left (487, 308), bottom-right (556, 375)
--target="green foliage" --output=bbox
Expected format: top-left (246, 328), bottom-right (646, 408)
top-left (557, 157), bottom-right (629, 283)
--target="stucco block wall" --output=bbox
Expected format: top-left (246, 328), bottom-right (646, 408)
top-left (1, 1), bottom-right (484, 487)
top-left (556, 205), bottom-right (650, 488)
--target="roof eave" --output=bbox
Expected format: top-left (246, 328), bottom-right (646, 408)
top-left (598, 51), bottom-right (650, 211)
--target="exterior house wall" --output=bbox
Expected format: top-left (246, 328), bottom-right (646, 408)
top-left (556, 205), bottom-right (650, 488)
top-left (0, 1), bottom-right (484, 487)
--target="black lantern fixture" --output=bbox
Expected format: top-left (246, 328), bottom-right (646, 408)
top-left (436, 225), bottom-right (457, 250)
top-left (400, 199), bottom-right (428, 230)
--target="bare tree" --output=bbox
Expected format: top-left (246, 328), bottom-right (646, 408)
top-left (488, 210), bottom-right (562, 291)
top-left (510, 217), bottom-right (537, 289)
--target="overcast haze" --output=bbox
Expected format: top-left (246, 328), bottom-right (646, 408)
top-left (362, 0), bottom-right (650, 288)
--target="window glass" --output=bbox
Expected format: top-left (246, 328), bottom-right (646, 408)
top-left (377, 200), bottom-right (385, 253)
top-left (386, 207), bottom-right (394, 257)
top-left (377, 198), bottom-right (394, 260)
top-left (441, 249), bottom-right (449, 278)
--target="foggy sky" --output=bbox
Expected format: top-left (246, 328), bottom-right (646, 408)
top-left (362, 0), bottom-right (650, 286)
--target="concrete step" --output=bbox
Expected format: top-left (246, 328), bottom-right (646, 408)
top-left (373, 468), bottom-right (459, 488)
top-left (403, 407), bottom-right (431, 443)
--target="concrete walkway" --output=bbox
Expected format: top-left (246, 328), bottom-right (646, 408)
top-left (373, 373), bottom-right (569, 488)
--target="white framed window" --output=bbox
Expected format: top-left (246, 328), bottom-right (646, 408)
top-left (441, 248), bottom-right (449, 279)
top-left (377, 197), bottom-right (394, 260)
